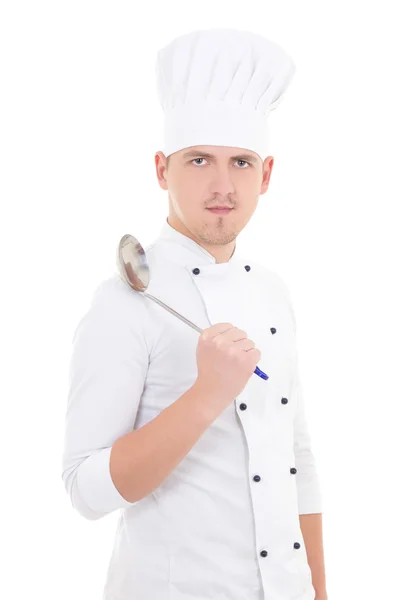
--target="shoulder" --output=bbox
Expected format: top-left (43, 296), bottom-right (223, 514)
top-left (80, 272), bottom-right (153, 336)
top-left (90, 272), bottom-right (147, 311)
top-left (71, 273), bottom-right (156, 352)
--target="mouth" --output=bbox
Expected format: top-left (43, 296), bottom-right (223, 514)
top-left (206, 207), bottom-right (234, 215)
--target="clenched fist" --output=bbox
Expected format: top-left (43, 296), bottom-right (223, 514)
top-left (194, 322), bottom-right (261, 412)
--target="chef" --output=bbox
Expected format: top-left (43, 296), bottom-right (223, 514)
top-left (61, 28), bottom-right (327, 600)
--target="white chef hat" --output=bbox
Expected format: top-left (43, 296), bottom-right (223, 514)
top-left (155, 28), bottom-right (296, 160)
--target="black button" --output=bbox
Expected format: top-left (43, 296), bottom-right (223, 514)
top-left (281, 397), bottom-right (288, 405)
top-left (244, 265), bottom-right (251, 271)
top-left (192, 268), bottom-right (200, 275)
top-left (260, 550), bottom-right (268, 557)
top-left (294, 542), bottom-right (301, 549)
top-left (270, 327), bottom-right (276, 334)
top-left (253, 475), bottom-right (261, 482)
top-left (239, 403), bottom-right (247, 410)
top-left (290, 467), bottom-right (297, 474)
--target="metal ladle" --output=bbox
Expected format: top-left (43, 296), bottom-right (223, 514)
top-left (117, 233), bottom-right (268, 381)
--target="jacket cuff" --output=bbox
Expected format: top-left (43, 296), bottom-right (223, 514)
top-left (73, 446), bottom-right (139, 519)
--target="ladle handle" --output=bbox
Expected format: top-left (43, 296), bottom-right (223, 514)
top-left (143, 292), bottom-right (268, 381)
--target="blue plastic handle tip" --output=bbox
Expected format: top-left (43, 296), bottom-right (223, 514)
top-left (254, 366), bottom-right (268, 380)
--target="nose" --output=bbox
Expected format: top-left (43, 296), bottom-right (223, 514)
top-left (209, 164), bottom-right (235, 197)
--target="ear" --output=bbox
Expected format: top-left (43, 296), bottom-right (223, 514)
top-left (260, 156), bottom-right (274, 194)
top-left (155, 152), bottom-right (168, 191)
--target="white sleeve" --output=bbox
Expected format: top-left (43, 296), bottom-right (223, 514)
top-left (276, 273), bottom-right (323, 515)
top-left (61, 276), bottom-right (152, 520)
top-left (292, 365), bottom-right (323, 514)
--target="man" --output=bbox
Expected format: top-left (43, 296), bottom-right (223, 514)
top-left (61, 28), bottom-right (328, 599)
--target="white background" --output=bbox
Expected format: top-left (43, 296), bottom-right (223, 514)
top-left (1, 1), bottom-right (399, 598)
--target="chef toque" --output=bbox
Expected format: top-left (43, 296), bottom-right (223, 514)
top-left (155, 28), bottom-right (296, 160)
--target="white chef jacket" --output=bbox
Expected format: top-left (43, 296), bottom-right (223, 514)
top-left (61, 218), bottom-right (323, 600)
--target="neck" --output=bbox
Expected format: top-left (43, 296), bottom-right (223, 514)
top-left (167, 216), bottom-right (236, 263)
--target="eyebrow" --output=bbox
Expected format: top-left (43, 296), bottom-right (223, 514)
top-left (182, 149), bottom-right (260, 164)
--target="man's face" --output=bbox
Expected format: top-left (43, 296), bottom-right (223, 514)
top-left (155, 145), bottom-right (274, 248)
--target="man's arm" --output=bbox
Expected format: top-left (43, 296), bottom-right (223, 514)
top-left (300, 513), bottom-right (328, 599)
top-left (292, 356), bottom-right (327, 598)
top-left (61, 278), bottom-right (152, 520)
top-left (293, 374), bottom-right (327, 598)
top-left (61, 277), bottom-right (227, 520)
top-left (110, 380), bottom-right (224, 503)
top-left (279, 276), bottom-right (327, 597)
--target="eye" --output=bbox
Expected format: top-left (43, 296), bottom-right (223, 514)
top-left (191, 158), bottom-right (250, 167)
